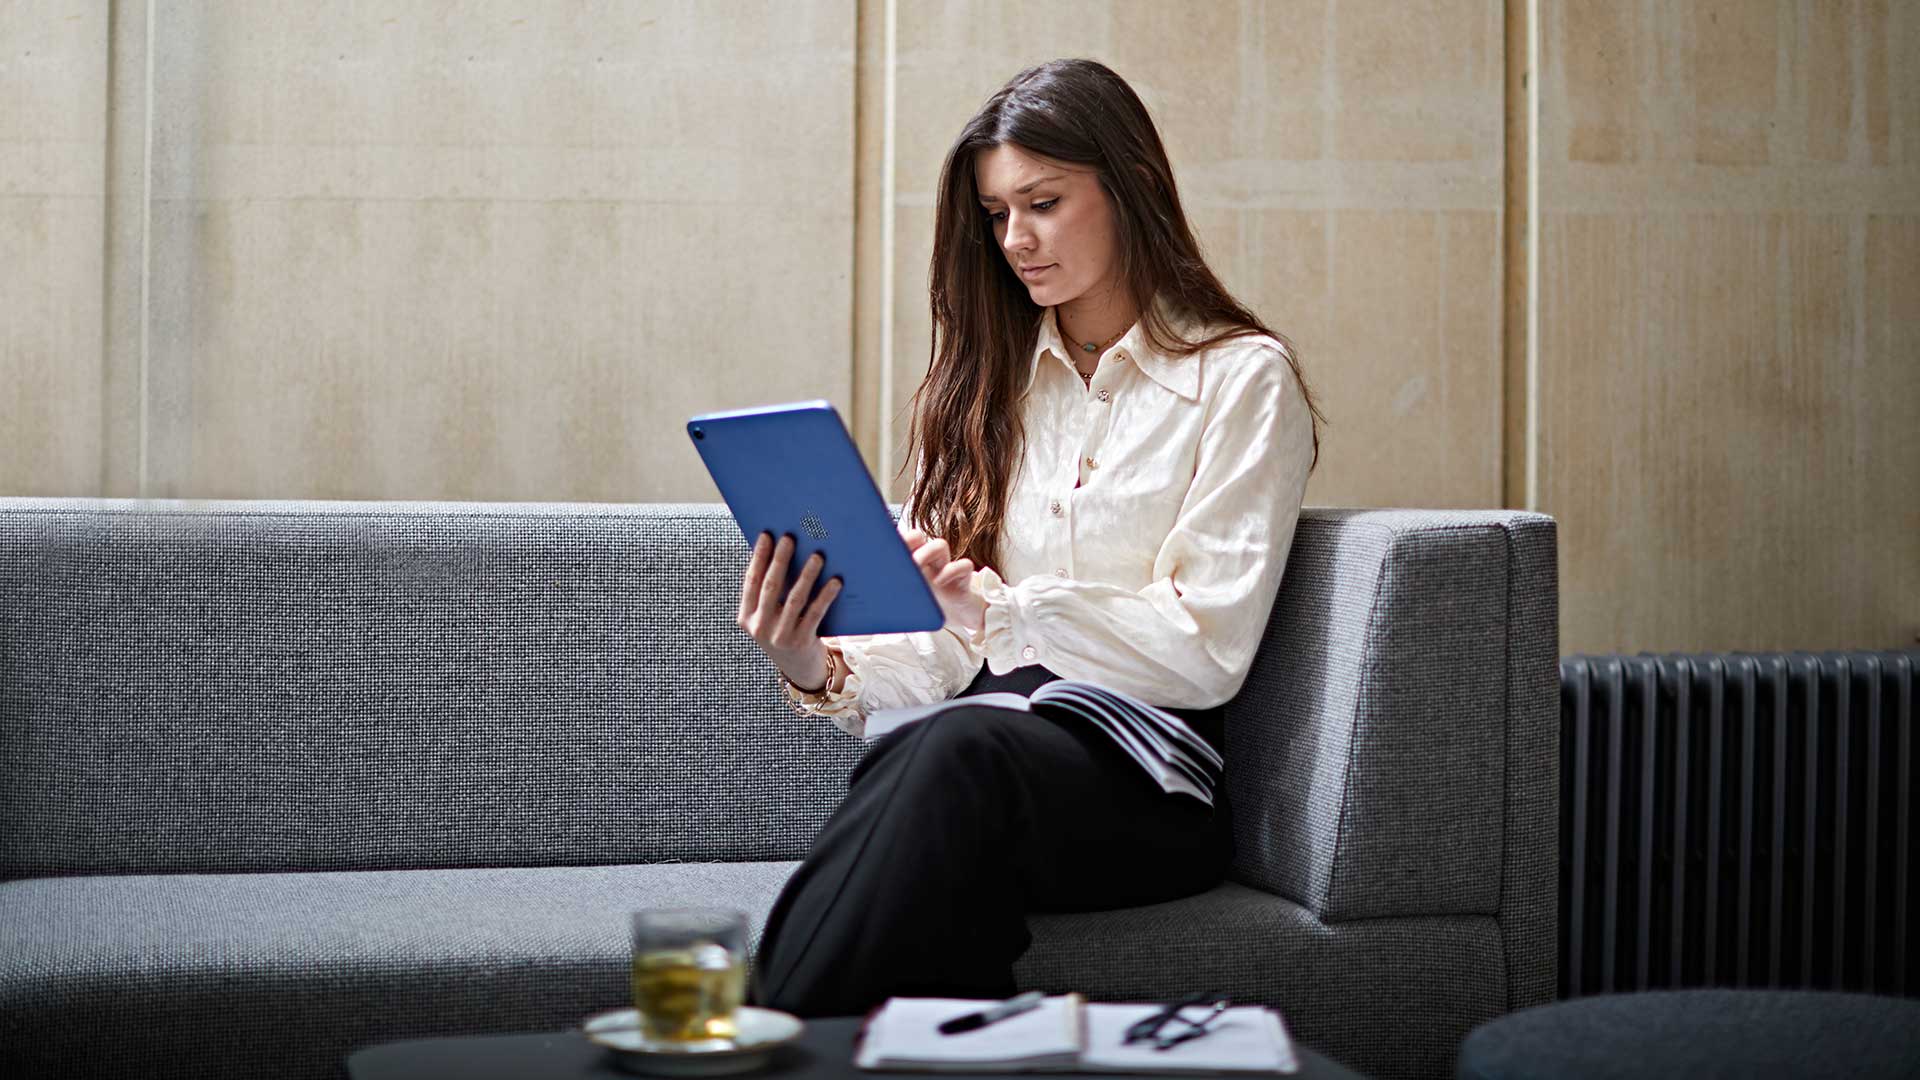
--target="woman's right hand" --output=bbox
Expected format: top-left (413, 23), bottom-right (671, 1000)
top-left (737, 531), bottom-right (843, 692)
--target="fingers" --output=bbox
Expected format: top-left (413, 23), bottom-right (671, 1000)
top-left (737, 533), bottom-right (840, 648)
top-left (756, 534), bottom-right (795, 620)
top-left (737, 533), bottom-right (794, 637)
top-left (912, 536), bottom-right (951, 580)
top-left (934, 557), bottom-right (974, 591)
top-left (738, 531), bottom-right (773, 623)
top-left (776, 551), bottom-right (825, 639)
top-left (899, 525), bottom-right (928, 551)
top-left (797, 574), bottom-right (844, 639)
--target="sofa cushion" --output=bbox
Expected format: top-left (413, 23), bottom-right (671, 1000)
top-left (2, 864), bottom-right (1502, 1079)
top-left (0, 863), bottom-right (795, 1080)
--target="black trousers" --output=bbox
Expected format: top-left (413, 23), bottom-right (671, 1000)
top-left (753, 664), bottom-right (1234, 1017)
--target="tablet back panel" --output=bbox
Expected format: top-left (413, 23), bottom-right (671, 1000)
top-left (688, 401), bottom-right (945, 638)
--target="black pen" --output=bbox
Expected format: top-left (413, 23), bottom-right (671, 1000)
top-left (937, 991), bottom-right (1046, 1035)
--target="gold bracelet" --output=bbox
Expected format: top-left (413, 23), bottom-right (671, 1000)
top-left (781, 647), bottom-right (840, 710)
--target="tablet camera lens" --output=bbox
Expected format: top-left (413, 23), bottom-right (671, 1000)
top-left (692, 428), bottom-right (705, 440)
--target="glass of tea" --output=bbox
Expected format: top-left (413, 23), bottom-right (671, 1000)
top-left (629, 909), bottom-right (749, 1050)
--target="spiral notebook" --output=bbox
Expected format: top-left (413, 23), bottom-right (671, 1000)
top-left (863, 680), bottom-right (1223, 806)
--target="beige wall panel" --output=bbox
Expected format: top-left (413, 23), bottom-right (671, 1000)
top-left (1543, 211), bottom-right (1916, 652)
top-left (887, 202), bottom-right (934, 498)
top-left (1247, 208), bottom-right (1331, 503)
top-left (891, 7), bottom-right (1109, 202)
top-left (1862, 217), bottom-right (1920, 642)
top-left (140, 0), bottom-right (855, 501)
top-left (1692, 0), bottom-right (1780, 167)
top-left (1331, 0), bottom-right (1502, 163)
top-left (1549, 1), bottom-right (1917, 210)
top-left (1311, 209), bottom-right (1502, 508)
top-left (1559, 0), bottom-right (1642, 164)
top-left (1884, 0), bottom-right (1912, 168)
top-left (1539, 0), bottom-right (1920, 652)
top-left (1247, 207), bottom-right (1328, 366)
top-left (850, 0), bottom-right (887, 475)
top-left (154, 195), bottom-right (838, 503)
top-left (1, 2), bottom-right (106, 496)
top-left (886, 0), bottom-right (1506, 508)
top-left (1107, 0), bottom-right (1244, 172)
top-left (99, 0), bottom-right (150, 497)
top-left (1257, 1), bottom-right (1329, 161)
top-left (1, 197), bottom-right (103, 496)
top-left (1805, 0), bottom-right (1854, 164)
top-left (1857, 0), bottom-right (1890, 159)
top-left (1186, 206), bottom-right (1248, 295)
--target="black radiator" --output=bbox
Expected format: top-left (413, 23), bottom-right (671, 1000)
top-left (1559, 651), bottom-right (1917, 999)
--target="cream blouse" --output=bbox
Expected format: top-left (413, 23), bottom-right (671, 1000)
top-left (796, 298), bottom-right (1316, 738)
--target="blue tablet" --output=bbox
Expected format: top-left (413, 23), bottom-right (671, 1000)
top-left (688, 400), bottom-right (946, 639)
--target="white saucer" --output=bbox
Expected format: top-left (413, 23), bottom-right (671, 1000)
top-left (581, 1006), bottom-right (806, 1076)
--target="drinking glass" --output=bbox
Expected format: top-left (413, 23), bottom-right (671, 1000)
top-left (629, 909), bottom-right (749, 1050)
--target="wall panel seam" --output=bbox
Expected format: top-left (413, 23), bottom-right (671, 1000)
top-left (137, 0), bottom-right (155, 498)
top-left (877, 0), bottom-right (898, 493)
top-left (1524, 0), bottom-right (1539, 512)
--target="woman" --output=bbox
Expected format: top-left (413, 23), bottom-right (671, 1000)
top-left (742, 58), bottom-right (1322, 1017)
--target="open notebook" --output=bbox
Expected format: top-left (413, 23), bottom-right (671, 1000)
top-left (854, 995), bottom-right (1298, 1074)
top-left (863, 681), bottom-right (1224, 806)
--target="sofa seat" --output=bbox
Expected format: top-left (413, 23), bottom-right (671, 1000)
top-left (3, 862), bottom-right (1505, 1077)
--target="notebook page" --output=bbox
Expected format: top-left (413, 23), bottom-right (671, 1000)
top-left (1078, 1003), bottom-right (1299, 1074)
top-left (855, 995), bottom-right (1081, 1070)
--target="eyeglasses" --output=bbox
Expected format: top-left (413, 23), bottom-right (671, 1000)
top-left (1122, 992), bottom-right (1231, 1051)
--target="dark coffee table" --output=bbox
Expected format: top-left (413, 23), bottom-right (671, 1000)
top-left (347, 1016), bottom-right (1370, 1078)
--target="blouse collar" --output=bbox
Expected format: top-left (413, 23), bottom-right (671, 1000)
top-left (1024, 294), bottom-right (1203, 402)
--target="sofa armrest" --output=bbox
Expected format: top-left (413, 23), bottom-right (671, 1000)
top-left (1223, 509), bottom-right (1558, 1006)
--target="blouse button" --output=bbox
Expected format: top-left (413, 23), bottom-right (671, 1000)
top-left (1084, 456), bottom-right (1098, 470)
top-left (1049, 500), bottom-right (1062, 516)
top-left (1097, 388), bottom-right (1110, 403)
top-left (1053, 568), bottom-right (1068, 577)
top-left (1021, 645), bottom-right (1038, 661)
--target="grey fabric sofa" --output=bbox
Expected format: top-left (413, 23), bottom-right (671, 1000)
top-left (0, 498), bottom-right (1558, 1080)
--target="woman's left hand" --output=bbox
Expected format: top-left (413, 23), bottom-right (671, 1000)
top-left (900, 526), bottom-right (986, 633)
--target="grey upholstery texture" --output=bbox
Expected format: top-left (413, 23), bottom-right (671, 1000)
top-left (1455, 990), bottom-right (1920, 1079)
top-left (1223, 511), bottom-right (1559, 944)
top-left (0, 501), bottom-right (861, 876)
top-left (0, 498), bottom-right (1559, 1080)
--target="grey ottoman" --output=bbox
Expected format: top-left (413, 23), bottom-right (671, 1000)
top-left (1456, 990), bottom-right (1920, 1080)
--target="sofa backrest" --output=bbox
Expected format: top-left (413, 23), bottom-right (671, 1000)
top-left (0, 500), bottom-right (866, 879)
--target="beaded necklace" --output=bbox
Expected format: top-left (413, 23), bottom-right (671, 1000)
top-left (1060, 316), bottom-right (1128, 384)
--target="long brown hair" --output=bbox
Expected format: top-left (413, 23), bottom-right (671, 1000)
top-left (906, 58), bottom-right (1323, 571)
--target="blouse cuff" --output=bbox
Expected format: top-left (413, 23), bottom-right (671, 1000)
top-left (966, 567), bottom-right (1037, 673)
